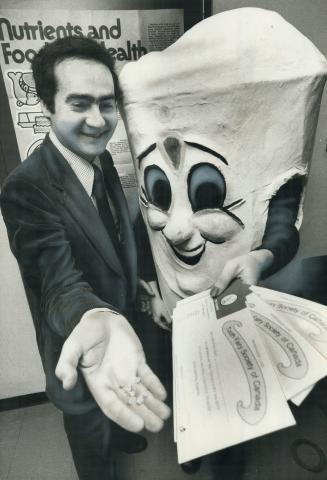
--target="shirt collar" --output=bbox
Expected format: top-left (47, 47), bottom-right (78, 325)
top-left (49, 130), bottom-right (95, 197)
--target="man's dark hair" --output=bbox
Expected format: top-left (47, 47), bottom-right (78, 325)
top-left (32, 36), bottom-right (119, 113)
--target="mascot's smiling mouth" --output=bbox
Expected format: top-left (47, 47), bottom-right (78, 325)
top-left (170, 242), bottom-right (206, 266)
top-left (164, 235), bottom-right (227, 266)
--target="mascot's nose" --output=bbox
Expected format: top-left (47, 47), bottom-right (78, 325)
top-left (163, 209), bottom-right (195, 246)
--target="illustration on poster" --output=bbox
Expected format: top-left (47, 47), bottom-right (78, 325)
top-left (7, 71), bottom-right (38, 106)
top-left (0, 9), bottom-right (184, 169)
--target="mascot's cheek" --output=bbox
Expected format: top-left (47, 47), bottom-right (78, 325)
top-left (193, 211), bottom-right (243, 243)
top-left (146, 208), bottom-right (169, 230)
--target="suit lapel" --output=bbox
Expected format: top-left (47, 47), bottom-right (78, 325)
top-left (100, 152), bottom-right (137, 299)
top-left (42, 138), bottom-right (125, 279)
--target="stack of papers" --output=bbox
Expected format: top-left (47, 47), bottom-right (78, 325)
top-left (172, 283), bottom-right (327, 463)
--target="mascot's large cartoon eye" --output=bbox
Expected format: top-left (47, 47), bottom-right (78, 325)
top-left (144, 166), bottom-right (171, 211)
top-left (188, 163), bottom-right (226, 212)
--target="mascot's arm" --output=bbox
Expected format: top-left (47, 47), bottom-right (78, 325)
top-left (211, 176), bottom-right (303, 296)
top-left (259, 176), bottom-right (303, 276)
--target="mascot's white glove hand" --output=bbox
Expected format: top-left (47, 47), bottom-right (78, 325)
top-left (210, 249), bottom-right (274, 297)
top-left (138, 279), bottom-right (172, 331)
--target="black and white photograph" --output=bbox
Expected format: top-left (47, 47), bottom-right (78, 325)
top-left (0, 1), bottom-right (327, 479)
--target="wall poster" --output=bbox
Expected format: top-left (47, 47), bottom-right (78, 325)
top-left (0, 8), bottom-right (184, 212)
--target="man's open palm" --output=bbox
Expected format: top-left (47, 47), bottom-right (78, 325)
top-left (55, 311), bottom-right (171, 432)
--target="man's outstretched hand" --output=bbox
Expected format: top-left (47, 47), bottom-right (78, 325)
top-left (55, 310), bottom-right (171, 433)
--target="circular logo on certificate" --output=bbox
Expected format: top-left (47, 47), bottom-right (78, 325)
top-left (220, 294), bottom-right (237, 306)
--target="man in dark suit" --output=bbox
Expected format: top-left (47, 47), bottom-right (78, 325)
top-left (0, 36), bottom-right (170, 480)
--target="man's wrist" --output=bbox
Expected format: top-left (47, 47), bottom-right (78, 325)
top-left (79, 308), bottom-right (123, 334)
top-left (81, 307), bottom-right (120, 319)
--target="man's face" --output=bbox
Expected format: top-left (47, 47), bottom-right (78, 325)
top-left (45, 58), bottom-right (118, 160)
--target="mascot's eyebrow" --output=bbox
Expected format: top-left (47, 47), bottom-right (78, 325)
top-left (185, 141), bottom-right (228, 165)
top-left (138, 137), bottom-right (182, 169)
top-left (137, 143), bottom-right (157, 167)
top-left (137, 140), bottom-right (228, 168)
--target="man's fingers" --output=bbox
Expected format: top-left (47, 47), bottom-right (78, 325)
top-left (55, 337), bottom-right (83, 390)
top-left (94, 387), bottom-right (145, 432)
top-left (116, 377), bottom-right (171, 422)
top-left (103, 392), bottom-right (145, 432)
top-left (130, 401), bottom-right (164, 432)
top-left (138, 363), bottom-right (167, 401)
top-left (121, 383), bottom-right (169, 432)
top-left (135, 383), bottom-right (171, 421)
top-left (114, 384), bottom-right (168, 433)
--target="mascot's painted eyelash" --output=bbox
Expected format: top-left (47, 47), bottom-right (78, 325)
top-left (220, 198), bottom-right (245, 228)
top-left (219, 204), bottom-right (245, 228)
top-left (224, 198), bottom-right (244, 210)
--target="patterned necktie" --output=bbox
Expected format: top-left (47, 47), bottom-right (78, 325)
top-left (92, 163), bottom-right (119, 251)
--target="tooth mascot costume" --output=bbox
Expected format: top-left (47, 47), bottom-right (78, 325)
top-left (119, 9), bottom-right (327, 478)
top-left (119, 8), bottom-right (327, 315)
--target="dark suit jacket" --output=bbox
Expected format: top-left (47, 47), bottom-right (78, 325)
top-left (0, 136), bottom-right (137, 414)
